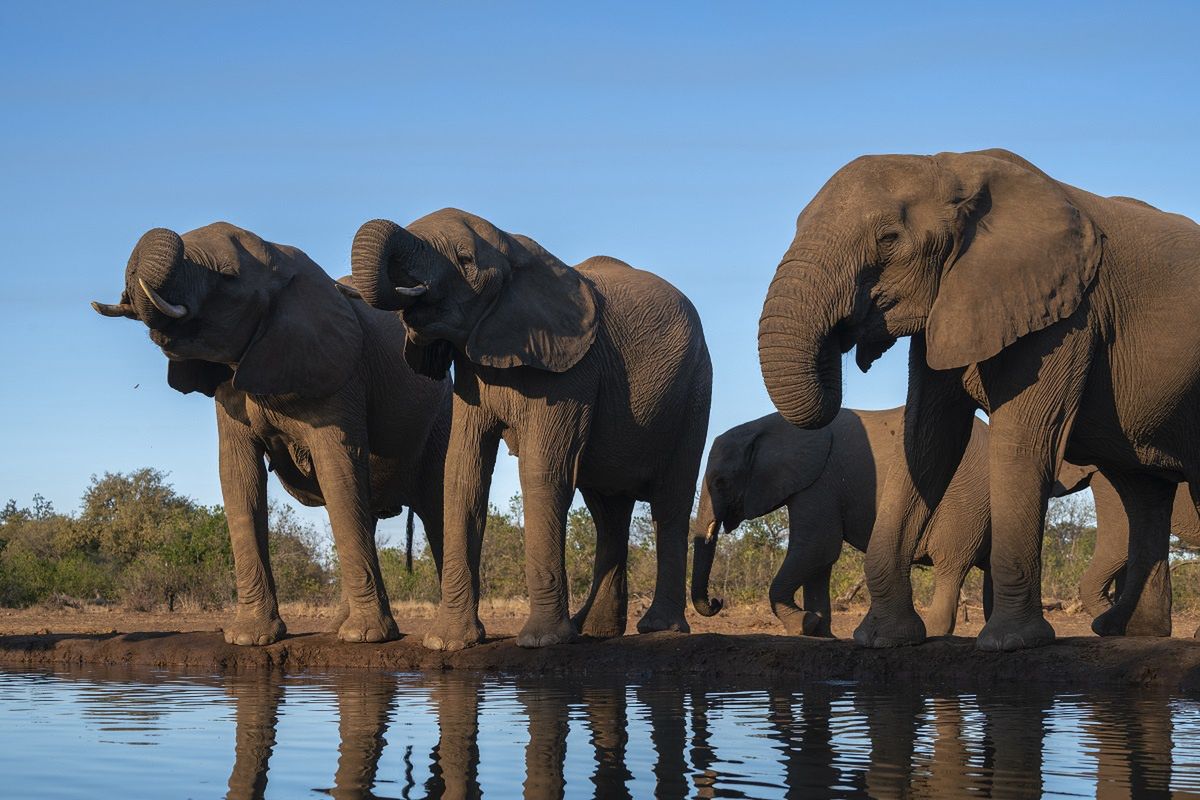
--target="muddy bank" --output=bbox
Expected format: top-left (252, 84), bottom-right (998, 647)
top-left (3, 629), bottom-right (1200, 691)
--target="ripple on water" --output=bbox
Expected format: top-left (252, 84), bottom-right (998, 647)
top-left (1, 665), bottom-right (1198, 799)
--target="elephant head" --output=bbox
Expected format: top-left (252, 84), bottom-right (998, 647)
top-left (93, 222), bottom-right (362, 398)
top-left (350, 209), bottom-right (598, 379)
top-left (691, 414), bottom-right (832, 616)
top-left (758, 149), bottom-right (1102, 428)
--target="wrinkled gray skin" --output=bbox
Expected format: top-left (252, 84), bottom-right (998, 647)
top-left (693, 408), bottom-right (990, 637)
top-left (758, 148), bottom-right (1200, 650)
top-left (1071, 471), bottom-right (1200, 632)
top-left (93, 223), bottom-right (451, 645)
top-left (351, 209), bottom-right (711, 650)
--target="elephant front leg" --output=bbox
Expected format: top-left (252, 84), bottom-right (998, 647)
top-left (855, 344), bottom-right (975, 648)
top-left (312, 430), bottom-right (398, 644)
top-left (572, 490), bottom-right (634, 639)
top-left (216, 402), bottom-right (286, 646)
top-left (1092, 473), bottom-right (1174, 637)
top-left (636, 494), bottom-right (693, 634)
top-left (424, 411), bottom-right (498, 651)
top-left (770, 509), bottom-right (840, 636)
top-left (518, 459), bottom-right (580, 648)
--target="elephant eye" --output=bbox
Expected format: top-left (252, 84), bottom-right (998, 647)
top-left (880, 231), bottom-right (900, 245)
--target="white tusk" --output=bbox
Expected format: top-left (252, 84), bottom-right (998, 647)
top-left (393, 284), bottom-right (428, 297)
top-left (705, 519), bottom-right (719, 544)
top-left (138, 278), bottom-right (188, 319)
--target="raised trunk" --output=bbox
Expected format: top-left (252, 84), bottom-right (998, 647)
top-left (758, 265), bottom-right (848, 430)
top-left (350, 219), bottom-right (434, 311)
top-left (126, 228), bottom-right (208, 325)
top-left (690, 481), bottom-right (723, 617)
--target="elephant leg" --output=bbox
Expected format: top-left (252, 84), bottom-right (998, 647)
top-left (572, 490), bottom-right (634, 639)
top-left (637, 493), bottom-right (693, 634)
top-left (516, 419), bottom-right (588, 648)
top-left (424, 675), bottom-right (482, 800)
top-left (771, 499), bottom-right (840, 637)
top-left (982, 570), bottom-right (993, 620)
top-left (1079, 472), bottom-right (1130, 620)
top-left (520, 683), bottom-right (570, 799)
top-left (425, 404), bottom-right (499, 651)
top-left (310, 425), bottom-right (398, 644)
top-left (855, 340), bottom-right (976, 648)
top-left (800, 565), bottom-right (835, 637)
top-left (216, 401), bottom-right (285, 646)
top-left (925, 558), bottom-right (973, 637)
top-left (225, 675), bottom-right (283, 798)
top-left (1092, 473), bottom-right (1174, 637)
top-left (331, 674), bottom-right (396, 797)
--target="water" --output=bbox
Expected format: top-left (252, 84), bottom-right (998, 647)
top-left (1, 667), bottom-right (1199, 799)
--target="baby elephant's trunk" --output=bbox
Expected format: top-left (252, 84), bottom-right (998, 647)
top-left (691, 484), bottom-right (724, 617)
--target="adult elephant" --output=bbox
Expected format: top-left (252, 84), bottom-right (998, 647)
top-left (351, 209), bottom-right (711, 650)
top-left (93, 223), bottom-right (451, 644)
top-left (757, 148), bottom-right (1200, 650)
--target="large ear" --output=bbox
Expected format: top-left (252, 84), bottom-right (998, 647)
top-left (167, 359), bottom-right (233, 397)
top-left (463, 234), bottom-right (598, 372)
top-left (233, 259), bottom-right (364, 397)
top-left (925, 151), bottom-right (1103, 370)
top-left (741, 422), bottom-right (833, 518)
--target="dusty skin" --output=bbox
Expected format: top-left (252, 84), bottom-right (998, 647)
top-left (4, 600), bottom-right (1200, 691)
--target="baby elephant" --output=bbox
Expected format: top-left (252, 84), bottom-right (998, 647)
top-left (94, 223), bottom-right (451, 645)
top-left (693, 407), bottom-right (1059, 637)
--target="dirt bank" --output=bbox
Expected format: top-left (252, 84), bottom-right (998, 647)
top-left (2, 603), bottom-right (1200, 691)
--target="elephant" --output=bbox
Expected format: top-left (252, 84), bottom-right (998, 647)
top-left (758, 147), bottom-right (1200, 650)
top-left (93, 222), bottom-right (451, 644)
top-left (692, 407), bottom-right (990, 637)
top-left (1074, 474), bottom-right (1199, 628)
top-left (350, 209), bottom-right (711, 649)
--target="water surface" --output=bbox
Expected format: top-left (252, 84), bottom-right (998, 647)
top-left (1, 666), bottom-right (1198, 798)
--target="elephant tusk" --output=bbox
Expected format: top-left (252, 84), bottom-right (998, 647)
top-left (705, 519), bottom-right (719, 543)
top-left (91, 300), bottom-right (136, 318)
top-left (393, 284), bottom-right (428, 297)
top-left (138, 278), bottom-right (188, 319)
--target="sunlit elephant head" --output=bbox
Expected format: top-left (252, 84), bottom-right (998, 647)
top-left (93, 222), bottom-right (362, 398)
top-left (350, 208), bottom-right (598, 379)
top-left (758, 148), bottom-right (1102, 428)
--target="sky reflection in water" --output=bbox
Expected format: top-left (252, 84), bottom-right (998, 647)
top-left (2, 667), bottom-right (1199, 798)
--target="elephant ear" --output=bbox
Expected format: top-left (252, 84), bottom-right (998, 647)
top-left (741, 420), bottom-right (833, 518)
top-left (1052, 462), bottom-right (1096, 497)
top-left (167, 359), bottom-right (233, 397)
top-left (463, 235), bottom-right (599, 372)
top-left (925, 151), bottom-right (1103, 370)
top-left (233, 257), bottom-right (364, 397)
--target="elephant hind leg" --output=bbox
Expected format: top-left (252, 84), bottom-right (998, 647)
top-left (572, 490), bottom-right (634, 638)
top-left (636, 493), bottom-right (692, 634)
top-left (924, 558), bottom-right (974, 637)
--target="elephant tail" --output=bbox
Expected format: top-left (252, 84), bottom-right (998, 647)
top-left (691, 485), bottom-right (724, 616)
top-left (405, 507), bottom-right (415, 573)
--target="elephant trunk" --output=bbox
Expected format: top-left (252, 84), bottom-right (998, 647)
top-left (691, 480), bottom-right (724, 617)
top-left (125, 228), bottom-right (207, 325)
top-left (350, 219), bottom-right (434, 311)
top-left (758, 252), bottom-right (852, 430)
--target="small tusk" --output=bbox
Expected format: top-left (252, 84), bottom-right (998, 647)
top-left (705, 519), bottom-right (719, 544)
top-left (393, 284), bottom-right (428, 297)
top-left (138, 278), bottom-right (188, 319)
top-left (91, 300), bottom-right (136, 318)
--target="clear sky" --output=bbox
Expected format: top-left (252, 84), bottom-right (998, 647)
top-left (2, 2), bottom-right (1197, 543)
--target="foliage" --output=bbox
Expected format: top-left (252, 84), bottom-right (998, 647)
top-left (0, 470), bottom-right (331, 611)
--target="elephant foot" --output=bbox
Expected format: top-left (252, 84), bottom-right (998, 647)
top-left (636, 602), bottom-right (690, 634)
top-left (977, 613), bottom-right (1054, 651)
top-left (1092, 605), bottom-right (1130, 637)
top-left (329, 600), bottom-right (351, 632)
top-left (422, 609), bottom-right (485, 652)
top-left (223, 610), bottom-right (286, 647)
top-left (777, 608), bottom-right (833, 638)
top-left (517, 615), bottom-right (578, 648)
top-left (337, 605), bottom-right (399, 643)
top-left (571, 603), bottom-right (627, 639)
top-left (852, 605), bottom-right (926, 648)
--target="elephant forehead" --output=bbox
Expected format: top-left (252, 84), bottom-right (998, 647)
top-left (181, 222), bottom-right (274, 274)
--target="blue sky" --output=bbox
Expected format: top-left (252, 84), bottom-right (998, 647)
top-left (2, 2), bottom-right (1197, 542)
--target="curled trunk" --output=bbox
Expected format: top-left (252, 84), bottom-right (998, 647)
top-left (125, 228), bottom-right (208, 324)
top-left (758, 264), bottom-right (848, 429)
top-left (350, 219), bottom-right (433, 311)
top-left (690, 481), bottom-right (723, 617)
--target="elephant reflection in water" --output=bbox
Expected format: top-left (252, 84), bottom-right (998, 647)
top-left (1088, 694), bottom-right (1174, 798)
top-left (224, 673), bottom-right (397, 800)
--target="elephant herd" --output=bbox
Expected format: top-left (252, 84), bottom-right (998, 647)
top-left (93, 147), bottom-right (1200, 653)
